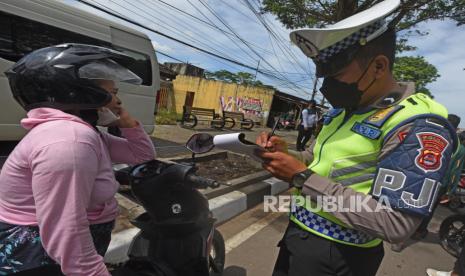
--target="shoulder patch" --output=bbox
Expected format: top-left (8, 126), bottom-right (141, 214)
top-left (415, 132), bottom-right (450, 173)
top-left (364, 105), bottom-right (404, 128)
top-left (351, 122), bottom-right (382, 140)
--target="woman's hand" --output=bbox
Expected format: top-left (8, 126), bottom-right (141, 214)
top-left (116, 107), bottom-right (138, 128)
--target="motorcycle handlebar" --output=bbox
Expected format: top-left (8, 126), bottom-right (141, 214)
top-left (186, 174), bottom-right (220, 189)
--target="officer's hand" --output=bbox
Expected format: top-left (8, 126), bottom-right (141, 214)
top-left (116, 107), bottom-right (139, 128)
top-left (258, 151), bottom-right (307, 182)
top-left (304, 127), bottom-right (309, 131)
top-left (256, 132), bottom-right (288, 153)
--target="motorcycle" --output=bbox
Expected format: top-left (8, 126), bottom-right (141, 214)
top-left (438, 176), bottom-right (465, 257)
top-left (439, 213), bottom-right (465, 258)
top-left (111, 133), bottom-right (225, 276)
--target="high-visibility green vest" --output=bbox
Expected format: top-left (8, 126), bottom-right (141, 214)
top-left (290, 93), bottom-right (449, 248)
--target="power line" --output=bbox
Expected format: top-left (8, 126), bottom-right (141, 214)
top-left (157, 50), bottom-right (184, 63)
top-left (124, 0), bottom-right (258, 65)
top-left (153, 0), bottom-right (273, 55)
top-left (184, 0), bottom-right (261, 66)
top-left (148, 0), bottom-right (262, 64)
top-left (78, 0), bottom-right (310, 97)
top-left (196, 0), bottom-right (305, 92)
top-left (77, 0), bottom-right (264, 72)
top-left (242, 0), bottom-right (309, 75)
top-left (123, 0), bottom-right (284, 81)
top-left (107, 0), bottom-right (311, 79)
top-left (245, 0), bottom-right (312, 75)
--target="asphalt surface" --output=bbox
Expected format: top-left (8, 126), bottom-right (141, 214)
top-left (151, 137), bottom-right (190, 158)
top-left (218, 200), bottom-right (457, 276)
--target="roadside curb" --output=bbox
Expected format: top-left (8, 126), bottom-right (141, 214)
top-left (104, 177), bottom-right (289, 264)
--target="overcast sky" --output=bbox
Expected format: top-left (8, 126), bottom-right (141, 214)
top-left (67, 0), bottom-right (465, 127)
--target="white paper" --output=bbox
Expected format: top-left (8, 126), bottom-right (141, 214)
top-left (213, 133), bottom-right (265, 162)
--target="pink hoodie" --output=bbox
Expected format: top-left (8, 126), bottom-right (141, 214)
top-left (0, 108), bottom-right (155, 275)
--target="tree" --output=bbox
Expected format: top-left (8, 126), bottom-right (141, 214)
top-left (261, 0), bottom-right (452, 97)
top-left (393, 56), bottom-right (440, 98)
top-left (204, 69), bottom-right (238, 83)
top-left (260, 0), bottom-right (465, 32)
top-left (236, 72), bottom-right (255, 84)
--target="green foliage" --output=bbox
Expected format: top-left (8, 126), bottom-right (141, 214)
top-left (205, 69), bottom-right (238, 83)
top-left (261, 0), bottom-right (450, 96)
top-left (261, 0), bottom-right (465, 32)
top-left (393, 56), bottom-right (440, 98)
top-left (155, 108), bottom-right (179, 125)
top-left (204, 70), bottom-right (276, 89)
top-left (396, 37), bottom-right (417, 54)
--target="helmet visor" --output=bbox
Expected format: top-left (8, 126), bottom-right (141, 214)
top-left (78, 59), bottom-right (142, 85)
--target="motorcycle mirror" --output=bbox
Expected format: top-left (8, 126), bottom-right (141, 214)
top-left (186, 133), bottom-right (214, 154)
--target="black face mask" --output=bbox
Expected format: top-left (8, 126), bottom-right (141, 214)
top-left (319, 61), bottom-right (377, 109)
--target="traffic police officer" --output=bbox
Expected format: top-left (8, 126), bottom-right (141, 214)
top-left (256, 0), bottom-right (458, 275)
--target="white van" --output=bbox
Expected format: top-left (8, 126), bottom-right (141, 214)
top-left (0, 0), bottom-right (160, 141)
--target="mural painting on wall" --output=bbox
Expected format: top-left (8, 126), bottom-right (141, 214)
top-left (220, 96), bottom-right (235, 111)
top-left (237, 97), bottom-right (263, 117)
top-left (219, 96), bottom-right (264, 117)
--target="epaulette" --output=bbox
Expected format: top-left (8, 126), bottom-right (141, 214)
top-left (363, 105), bottom-right (404, 128)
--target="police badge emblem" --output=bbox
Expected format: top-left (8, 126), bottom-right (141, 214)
top-left (415, 132), bottom-right (449, 173)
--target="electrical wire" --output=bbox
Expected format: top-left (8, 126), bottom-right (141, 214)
top-left (196, 0), bottom-right (306, 93)
top-left (77, 0), bottom-right (310, 98)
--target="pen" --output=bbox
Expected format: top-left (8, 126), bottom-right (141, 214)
top-left (265, 117), bottom-right (280, 148)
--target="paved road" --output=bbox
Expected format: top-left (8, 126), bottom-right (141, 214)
top-left (218, 198), bottom-right (457, 276)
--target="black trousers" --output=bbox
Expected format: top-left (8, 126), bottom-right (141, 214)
top-left (273, 222), bottom-right (384, 276)
top-left (454, 242), bottom-right (465, 275)
top-left (296, 125), bottom-right (313, 151)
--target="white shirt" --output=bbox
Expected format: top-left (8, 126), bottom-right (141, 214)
top-left (302, 108), bottom-right (317, 128)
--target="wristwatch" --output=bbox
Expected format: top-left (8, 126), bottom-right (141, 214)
top-left (291, 169), bottom-right (313, 189)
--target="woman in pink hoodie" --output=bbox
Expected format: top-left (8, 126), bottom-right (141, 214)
top-left (0, 44), bottom-right (155, 275)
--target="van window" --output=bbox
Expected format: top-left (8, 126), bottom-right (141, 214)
top-left (0, 11), bottom-right (152, 85)
top-left (0, 11), bottom-right (111, 62)
top-left (113, 46), bottom-right (152, 86)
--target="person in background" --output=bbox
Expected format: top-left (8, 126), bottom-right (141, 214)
top-left (0, 44), bottom-right (155, 275)
top-left (296, 100), bottom-right (317, 151)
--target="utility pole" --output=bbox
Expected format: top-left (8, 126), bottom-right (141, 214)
top-left (310, 73), bottom-right (318, 101)
top-left (253, 59), bottom-right (261, 81)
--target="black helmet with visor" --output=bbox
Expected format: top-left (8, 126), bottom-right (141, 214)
top-left (5, 43), bottom-right (142, 111)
